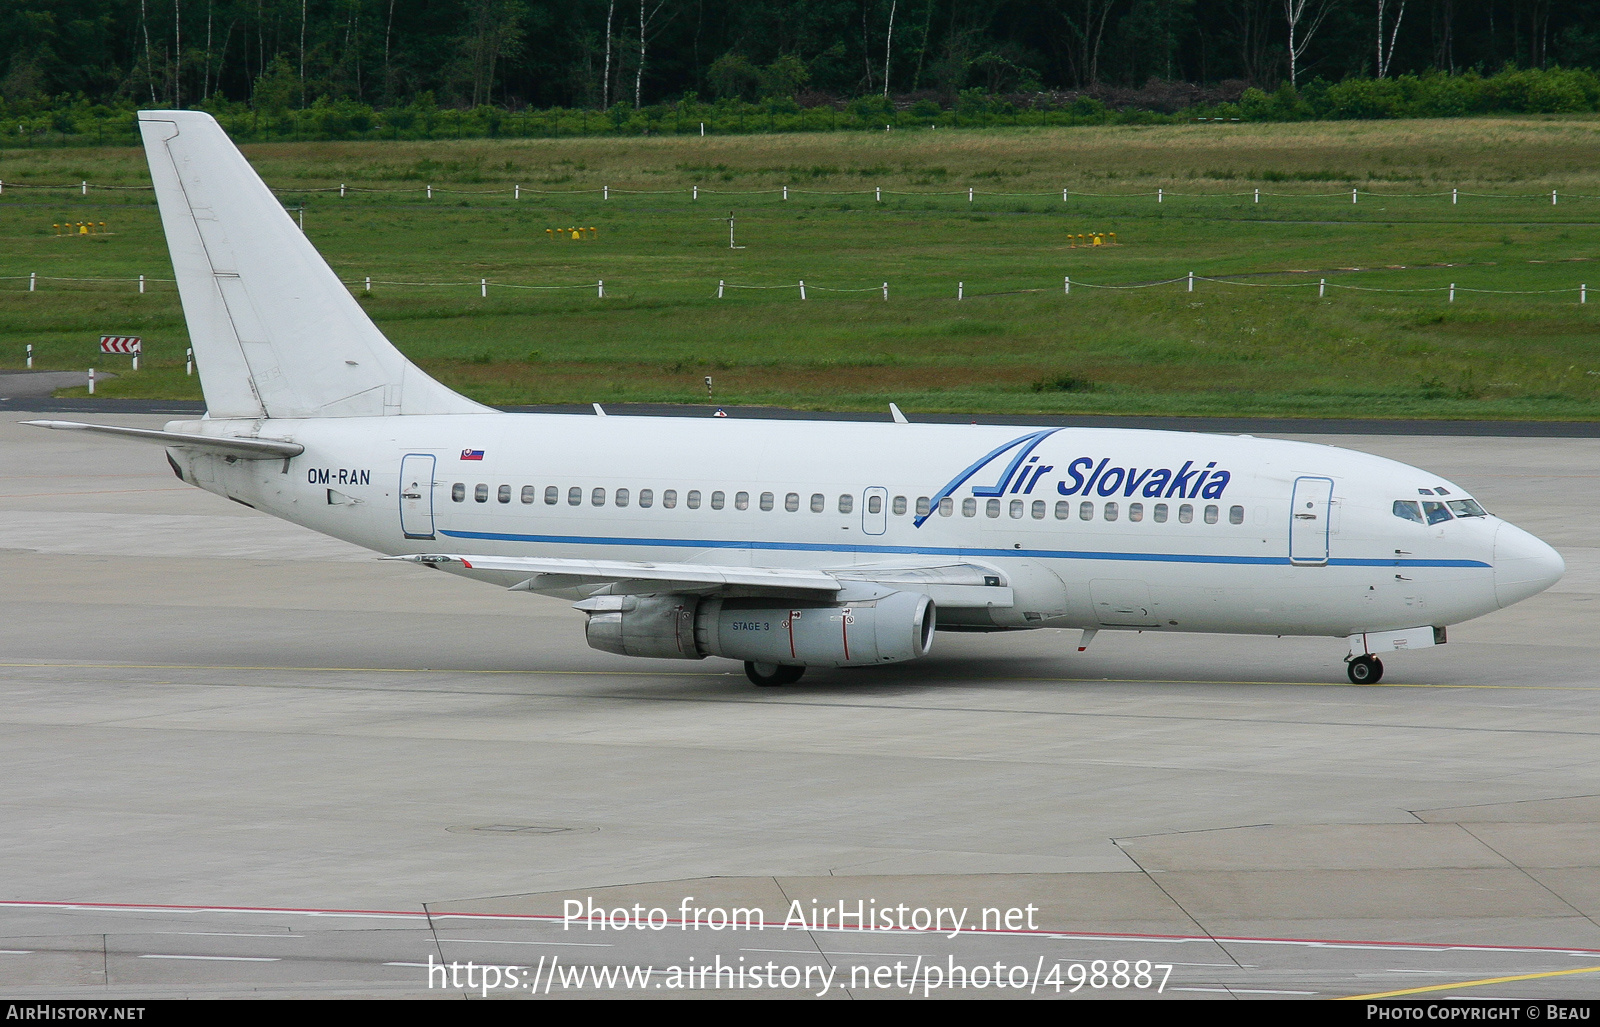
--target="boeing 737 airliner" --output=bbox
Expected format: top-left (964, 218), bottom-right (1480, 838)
top-left (28, 111), bottom-right (1566, 685)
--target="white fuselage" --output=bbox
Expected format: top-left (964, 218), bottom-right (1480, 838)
top-left (164, 413), bottom-right (1562, 640)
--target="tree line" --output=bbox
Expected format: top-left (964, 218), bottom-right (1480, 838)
top-left (3, 1), bottom-right (1597, 114)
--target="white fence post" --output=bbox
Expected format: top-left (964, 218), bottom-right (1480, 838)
top-left (81, 180), bottom-right (87, 195)
top-left (1254, 188), bottom-right (1260, 203)
top-left (875, 187), bottom-right (881, 202)
top-left (426, 184), bottom-right (432, 198)
top-left (968, 187), bottom-right (974, 203)
top-left (1552, 190), bottom-right (1558, 205)
top-left (29, 272), bottom-right (35, 292)
top-left (604, 186), bottom-right (609, 200)
top-left (799, 280), bottom-right (806, 300)
top-left (783, 186), bottom-right (788, 200)
top-left (693, 185), bottom-right (698, 200)
top-left (88, 368), bottom-right (95, 395)
top-left (1062, 188), bottom-right (1068, 202)
top-left (132, 351), bottom-right (139, 372)
top-left (718, 280), bottom-right (725, 298)
top-left (597, 280), bottom-right (604, 298)
top-left (1583, 284), bottom-right (1588, 304)
top-left (1187, 271), bottom-right (1194, 293)
top-left (26, 344), bottom-right (32, 369)
top-left (700, 122), bottom-right (705, 136)
top-left (957, 281), bottom-right (964, 300)
top-left (340, 183), bottom-right (346, 197)
top-left (515, 185), bottom-right (520, 199)
top-left (138, 274), bottom-right (145, 294)
top-left (1449, 283), bottom-right (1456, 302)
top-left (1064, 276), bottom-right (1070, 295)
top-left (365, 276), bottom-right (371, 292)
top-left (882, 281), bottom-right (888, 301)
top-left (1319, 278), bottom-right (1326, 298)
top-left (480, 278), bottom-right (487, 298)
top-left (186, 348), bottom-right (193, 375)
top-left (1452, 188), bottom-right (1458, 205)
top-left (1157, 188), bottom-right (1163, 203)
top-left (1352, 188), bottom-right (1358, 203)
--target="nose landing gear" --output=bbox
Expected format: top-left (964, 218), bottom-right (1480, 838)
top-left (1346, 654), bottom-right (1384, 684)
top-left (745, 661), bottom-right (806, 686)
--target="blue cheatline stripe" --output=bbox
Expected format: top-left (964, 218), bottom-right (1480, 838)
top-left (437, 529), bottom-right (1491, 569)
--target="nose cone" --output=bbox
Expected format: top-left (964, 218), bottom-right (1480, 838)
top-left (1493, 521), bottom-right (1565, 609)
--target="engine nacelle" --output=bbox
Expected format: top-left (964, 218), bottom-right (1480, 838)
top-left (698, 592), bottom-right (935, 667)
top-left (577, 591), bottom-right (937, 668)
top-left (579, 595), bottom-right (704, 660)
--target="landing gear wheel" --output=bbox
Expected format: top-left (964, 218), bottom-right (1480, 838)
top-left (1347, 654), bottom-right (1384, 685)
top-left (745, 661), bottom-right (805, 686)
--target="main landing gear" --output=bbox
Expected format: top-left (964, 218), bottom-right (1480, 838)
top-left (745, 661), bottom-right (806, 686)
top-left (1347, 654), bottom-right (1384, 685)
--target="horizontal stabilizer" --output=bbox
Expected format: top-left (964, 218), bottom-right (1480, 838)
top-left (23, 420), bottom-right (303, 459)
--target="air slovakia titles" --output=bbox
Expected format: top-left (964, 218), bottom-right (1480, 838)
top-left (995, 454), bottom-right (1234, 500)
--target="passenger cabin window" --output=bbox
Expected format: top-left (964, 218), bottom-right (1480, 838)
top-left (734, 491), bottom-right (749, 511)
top-left (452, 483), bottom-right (465, 502)
top-left (1079, 501), bottom-right (1093, 521)
top-left (687, 490), bottom-right (702, 509)
top-left (1423, 501), bottom-right (1452, 525)
top-left (784, 492), bottom-right (799, 512)
top-left (1393, 500), bottom-right (1424, 523)
top-left (615, 488), bottom-right (630, 508)
top-left (938, 497), bottom-right (954, 516)
top-left (567, 486), bottom-right (581, 506)
top-left (1031, 500), bottom-right (1046, 519)
top-left (838, 494), bottom-right (853, 514)
top-left (639, 488), bottom-right (653, 508)
top-left (1229, 505), bottom-right (1244, 525)
top-left (810, 493), bottom-right (825, 513)
top-left (663, 489), bottom-right (678, 509)
top-left (1009, 499), bottom-right (1024, 518)
top-left (520, 485), bottom-right (535, 504)
top-left (544, 486), bottom-right (558, 505)
top-left (962, 498), bottom-right (977, 517)
top-left (892, 496), bottom-right (907, 515)
top-left (498, 485), bottom-right (511, 504)
top-left (916, 497), bottom-right (931, 517)
top-left (591, 487), bottom-right (606, 506)
top-left (1129, 503), bottom-right (1144, 522)
top-left (1204, 504), bottom-right (1218, 524)
top-left (475, 483), bottom-right (489, 503)
top-left (1104, 502), bottom-right (1118, 522)
top-left (1178, 504), bottom-right (1193, 523)
top-left (867, 495), bottom-right (882, 514)
top-left (987, 499), bottom-right (1002, 519)
top-left (1153, 503), bottom-right (1169, 523)
top-left (710, 491), bottom-right (725, 510)
top-left (759, 492), bottom-right (773, 512)
top-left (1055, 501), bottom-right (1070, 519)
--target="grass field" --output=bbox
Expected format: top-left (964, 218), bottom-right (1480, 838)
top-left (3, 117), bottom-right (1599, 418)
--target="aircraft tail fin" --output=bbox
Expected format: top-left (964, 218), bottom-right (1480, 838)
top-left (138, 110), bottom-right (489, 419)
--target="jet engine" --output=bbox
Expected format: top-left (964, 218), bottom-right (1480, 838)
top-left (578, 590), bottom-right (936, 668)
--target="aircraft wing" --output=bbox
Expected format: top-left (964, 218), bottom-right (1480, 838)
top-left (387, 554), bottom-right (1013, 607)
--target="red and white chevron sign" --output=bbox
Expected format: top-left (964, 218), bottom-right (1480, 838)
top-left (99, 336), bottom-right (142, 354)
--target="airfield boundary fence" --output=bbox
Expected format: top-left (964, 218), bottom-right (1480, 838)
top-left (2, 179), bottom-right (1598, 206)
top-left (2, 271), bottom-right (1591, 305)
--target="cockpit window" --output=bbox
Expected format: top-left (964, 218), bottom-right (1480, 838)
top-left (1393, 500), bottom-right (1424, 523)
top-left (1423, 501), bottom-right (1453, 525)
top-left (1435, 486), bottom-right (1451, 495)
top-left (1447, 499), bottom-right (1487, 518)
top-left (1418, 488), bottom-right (1434, 495)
